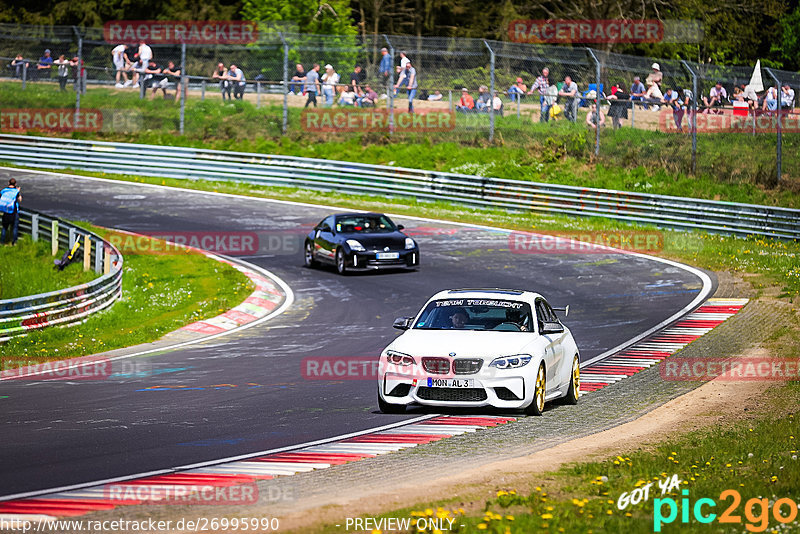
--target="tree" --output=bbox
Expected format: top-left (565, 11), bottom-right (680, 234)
top-left (241, 0), bottom-right (357, 35)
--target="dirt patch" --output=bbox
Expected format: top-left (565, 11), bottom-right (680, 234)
top-left (278, 352), bottom-right (772, 533)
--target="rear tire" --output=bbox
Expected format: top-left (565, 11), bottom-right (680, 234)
top-left (378, 395), bottom-right (406, 414)
top-left (564, 355), bottom-right (580, 405)
top-left (335, 247), bottom-right (348, 275)
top-left (525, 364), bottom-right (546, 416)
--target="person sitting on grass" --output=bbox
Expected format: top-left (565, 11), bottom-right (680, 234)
top-left (702, 82), bottom-right (727, 114)
top-left (339, 87), bottom-right (356, 106)
top-left (586, 102), bottom-right (605, 130)
top-left (456, 88), bottom-right (475, 113)
top-left (358, 84), bottom-right (378, 107)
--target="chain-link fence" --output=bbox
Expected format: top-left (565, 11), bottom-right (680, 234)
top-left (1, 23), bottom-right (798, 184)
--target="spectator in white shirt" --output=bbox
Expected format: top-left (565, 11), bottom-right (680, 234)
top-left (112, 44), bottom-right (128, 87)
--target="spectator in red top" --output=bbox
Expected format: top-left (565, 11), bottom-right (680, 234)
top-left (456, 88), bottom-right (475, 113)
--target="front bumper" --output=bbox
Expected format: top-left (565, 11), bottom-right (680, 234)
top-left (378, 369), bottom-right (534, 409)
top-left (347, 248), bottom-right (420, 270)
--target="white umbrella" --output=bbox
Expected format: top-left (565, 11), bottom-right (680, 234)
top-left (748, 59), bottom-right (764, 92)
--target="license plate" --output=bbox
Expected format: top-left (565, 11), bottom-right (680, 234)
top-left (376, 252), bottom-right (400, 260)
top-left (427, 378), bottom-right (474, 388)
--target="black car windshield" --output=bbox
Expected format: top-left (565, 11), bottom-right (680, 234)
top-left (335, 215), bottom-right (396, 234)
top-left (413, 299), bottom-right (534, 332)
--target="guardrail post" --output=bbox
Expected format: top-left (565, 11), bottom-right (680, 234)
top-left (104, 248), bottom-right (111, 274)
top-left (681, 60), bottom-right (698, 175)
top-left (83, 235), bottom-right (91, 271)
top-left (179, 42), bottom-right (186, 135)
top-left (384, 35), bottom-right (395, 135)
top-left (585, 48), bottom-right (601, 158)
top-left (484, 40), bottom-right (495, 143)
top-left (95, 241), bottom-right (104, 273)
top-left (68, 227), bottom-right (76, 248)
top-left (766, 68), bottom-right (782, 183)
top-left (31, 213), bottom-right (39, 241)
top-left (280, 33), bottom-right (289, 136)
top-left (51, 220), bottom-right (58, 255)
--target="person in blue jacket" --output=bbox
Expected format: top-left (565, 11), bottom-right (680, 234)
top-left (0, 178), bottom-right (22, 245)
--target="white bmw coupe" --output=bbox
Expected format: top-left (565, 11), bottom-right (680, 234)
top-left (378, 288), bottom-right (580, 415)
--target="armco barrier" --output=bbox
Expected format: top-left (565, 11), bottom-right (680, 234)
top-left (0, 209), bottom-right (122, 341)
top-left (0, 134), bottom-right (798, 239)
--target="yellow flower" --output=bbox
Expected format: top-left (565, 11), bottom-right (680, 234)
top-left (477, 524), bottom-right (487, 530)
top-left (541, 513), bottom-right (553, 520)
top-left (505, 515), bottom-right (514, 521)
top-left (425, 508), bottom-right (434, 516)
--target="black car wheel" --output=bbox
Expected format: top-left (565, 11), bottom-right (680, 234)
top-left (304, 241), bottom-right (318, 268)
top-left (335, 247), bottom-right (348, 275)
top-left (378, 394), bottom-right (406, 414)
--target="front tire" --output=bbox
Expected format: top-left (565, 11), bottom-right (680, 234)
top-left (335, 247), bottom-right (348, 275)
top-left (304, 242), bottom-right (318, 268)
top-left (564, 355), bottom-right (580, 405)
top-left (525, 364), bottom-right (546, 416)
top-left (378, 395), bottom-right (406, 414)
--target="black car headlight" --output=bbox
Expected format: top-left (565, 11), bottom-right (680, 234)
top-left (405, 237), bottom-right (416, 249)
top-left (346, 239), bottom-right (366, 252)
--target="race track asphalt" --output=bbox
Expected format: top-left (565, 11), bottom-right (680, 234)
top-left (0, 169), bottom-right (714, 497)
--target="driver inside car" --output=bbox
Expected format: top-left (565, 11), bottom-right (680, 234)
top-left (449, 308), bottom-right (468, 329)
top-left (506, 308), bottom-right (530, 331)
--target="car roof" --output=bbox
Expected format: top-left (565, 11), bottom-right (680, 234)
top-left (428, 288), bottom-right (544, 303)
top-left (334, 212), bottom-right (387, 219)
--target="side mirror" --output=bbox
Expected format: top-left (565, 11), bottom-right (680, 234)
top-left (393, 316), bottom-right (413, 330)
top-left (397, 224), bottom-right (405, 230)
top-left (540, 321), bottom-right (564, 335)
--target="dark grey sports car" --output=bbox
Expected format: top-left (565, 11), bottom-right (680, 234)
top-left (304, 212), bottom-right (420, 274)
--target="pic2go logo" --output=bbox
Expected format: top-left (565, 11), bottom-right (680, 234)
top-left (653, 489), bottom-right (799, 532)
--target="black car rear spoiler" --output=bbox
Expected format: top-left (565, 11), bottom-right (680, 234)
top-left (553, 305), bottom-right (570, 317)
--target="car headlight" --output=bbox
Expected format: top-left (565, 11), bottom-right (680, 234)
top-left (405, 237), bottom-right (416, 249)
top-left (386, 350), bottom-right (416, 366)
top-left (488, 354), bottom-right (532, 369)
top-left (346, 239), bottom-right (366, 252)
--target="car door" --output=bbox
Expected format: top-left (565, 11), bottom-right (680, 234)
top-left (314, 216), bottom-right (337, 262)
top-left (535, 299), bottom-right (559, 394)
top-left (541, 299), bottom-right (568, 388)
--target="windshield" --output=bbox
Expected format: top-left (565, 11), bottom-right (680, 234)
top-left (335, 215), bottom-right (396, 234)
top-left (413, 299), bottom-right (534, 332)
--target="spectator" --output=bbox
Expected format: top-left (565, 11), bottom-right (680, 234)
top-left (289, 63), bottom-right (305, 94)
top-left (475, 85), bottom-right (491, 111)
top-left (427, 90), bottom-right (443, 101)
top-left (304, 63), bottom-right (320, 108)
top-left (36, 48), bottom-right (53, 80)
top-left (358, 84), bottom-right (378, 107)
top-left (11, 54), bottom-right (28, 78)
top-left (508, 77), bottom-right (527, 103)
top-left (490, 91), bottom-right (503, 114)
top-left (379, 47), bottom-right (392, 81)
top-left (762, 85), bottom-right (778, 112)
top-left (142, 60), bottom-right (161, 95)
top-left (339, 87), bottom-right (356, 106)
top-left (456, 88), bottom-right (475, 113)
top-left (645, 63), bottom-right (662, 87)
top-left (781, 84), bottom-right (795, 109)
top-left (162, 60), bottom-right (181, 100)
top-left (227, 64), bottom-right (246, 100)
top-left (54, 54), bottom-right (69, 91)
top-left (138, 40), bottom-right (153, 66)
top-left (129, 54), bottom-right (145, 88)
top-left (586, 102), bottom-right (605, 129)
top-left (702, 82), bottom-right (727, 113)
top-left (69, 56), bottom-right (84, 91)
top-left (321, 64), bottom-right (339, 107)
top-left (350, 65), bottom-right (365, 92)
top-left (645, 80), bottom-right (663, 110)
top-left (212, 62), bottom-right (230, 100)
top-left (662, 87), bottom-right (682, 129)
top-left (528, 67), bottom-right (551, 122)
top-left (112, 44), bottom-right (128, 87)
top-left (607, 85), bottom-right (629, 129)
top-left (394, 60), bottom-right (418, 113)
top-left (630, 75), bottom-right (646, 104)
top-left (399, 51), bottom-right (410, 69)
top-left (0, 178), bottom-right (21, 246)
top-left (677, 88), bottom-right (694, 131)
top-left (558, 75), bottom-right (579, 122)
top-left (742, 83), bottom-right (759, 107)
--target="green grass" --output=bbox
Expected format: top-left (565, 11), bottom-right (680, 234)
top-left (0, 224), bottom-right (253, 363)
top-left (0, 236), bottom-right (96, 299)
top-left (2, 81), bottom-right (799, 208)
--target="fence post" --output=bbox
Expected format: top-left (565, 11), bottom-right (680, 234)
top-left (95, 241), bottom-right (104, 273)
top-left (517, 97), bottom-right (520, 119)
top-left (280, 33), bottom-right (289, 136)
top-left (104, 249), bottom-right (111, 274)
top-left (73, 27), bottom-right (82, 127)
top-left (83, 234), bottom-right (91, 271)
top-left (51, 220), bottom-right (58, 256)
top-left (681, 60), bottom-right (698, 175)
top-left (68, 227), bottom-right (76, 248)
top-left (448, 90), bottom-right (453, 112)
top-left (179, 42), bottom-right (186, 135)
top-left (766, 68), bottom-right (782, 183)
top-left (585, 48), bottom-right (601, 158)
top-left (384, 35), bottom-right (394, 135)
top-left (256, 81), bottom-right (261, 108)
top-left (484, 40), bottom-right (495, 143)
top-left (201, 79), bottom-right (206, 101)
top-left (31, 213), bottom-right (39, 241)
top-left (22, 62), bottom-right (27, 90)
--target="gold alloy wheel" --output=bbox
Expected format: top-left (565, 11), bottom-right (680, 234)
top-left (535, 365), bottom-right (545, 412)
top-left (572, 356), bottom-right (580, 400)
